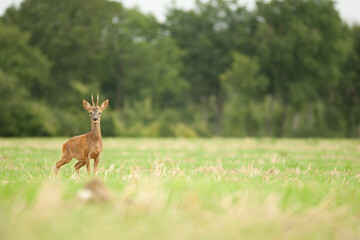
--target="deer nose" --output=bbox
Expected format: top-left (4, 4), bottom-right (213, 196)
top-left (93, 117), bottom-right (98, 122)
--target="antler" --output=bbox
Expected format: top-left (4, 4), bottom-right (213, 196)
top-left (91, 94), bottom-right (95, 106)
top-left (96, 93), bottom-right (99, 106)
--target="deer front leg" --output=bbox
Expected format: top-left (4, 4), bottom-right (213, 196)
top-left (86, 153), bottom-right (91, 174)
top-left (93, 157), bottom-right (100, 175)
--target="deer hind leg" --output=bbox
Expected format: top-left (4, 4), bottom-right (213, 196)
top-left (54, 155), bottom-right (72, 174)
top-left (74, 161), bottom-right (86, 174)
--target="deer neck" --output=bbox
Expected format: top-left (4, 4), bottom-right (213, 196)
top-left (90, 122), bottom-right (102, 140)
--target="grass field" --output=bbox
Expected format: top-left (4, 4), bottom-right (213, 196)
top-left (0, 138), bottom-right (360, 240)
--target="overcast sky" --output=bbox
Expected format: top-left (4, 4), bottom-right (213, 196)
top-left (0, 0), bottom-right (359, 24)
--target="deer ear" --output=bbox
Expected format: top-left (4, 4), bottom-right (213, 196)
top-left (83, 99), bottom-right (92, 111)
top-left (99, 99), bottom-right (109, 111)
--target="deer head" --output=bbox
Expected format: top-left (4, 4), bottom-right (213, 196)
top-left (82, 94), bottom-right (109, 124)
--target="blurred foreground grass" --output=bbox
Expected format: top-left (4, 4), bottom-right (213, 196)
top-left (0, 138), bottom-right (360, 240)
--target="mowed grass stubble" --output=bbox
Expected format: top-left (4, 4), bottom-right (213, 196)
top-left (0, 138), bottom-right (359, 240)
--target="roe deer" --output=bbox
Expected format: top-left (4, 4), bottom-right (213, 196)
top-left (54, 94), bottom-right (109, 175)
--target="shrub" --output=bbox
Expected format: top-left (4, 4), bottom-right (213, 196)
top-left (173, 123), bottom-right (198, 138)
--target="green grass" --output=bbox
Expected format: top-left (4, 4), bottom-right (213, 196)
top-left (0, 138), bottom-right (359, 240)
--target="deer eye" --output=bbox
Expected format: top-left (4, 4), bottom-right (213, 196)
top-left (90, 112), bottom-right (93, 115)
top-left (98, 112), bottom-right (101, 115)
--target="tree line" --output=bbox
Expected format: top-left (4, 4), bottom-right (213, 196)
top-left (0, 0), bottom-right (359, 137)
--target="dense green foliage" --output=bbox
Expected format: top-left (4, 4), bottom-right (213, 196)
top-left (0, 0), bottom-right (359, 137)
top-left (1, 138), bottom-right (360, 239)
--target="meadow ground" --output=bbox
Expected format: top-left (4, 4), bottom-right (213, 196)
top-left (0, 138), bottom-right (359, 240)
